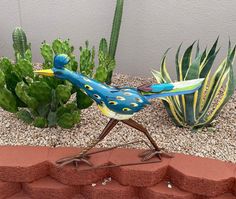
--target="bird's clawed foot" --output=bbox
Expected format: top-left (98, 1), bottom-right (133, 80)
top-left (56, 154), bottom-right (93, 168)
top-left (139, 148), bottom-right (174, 161)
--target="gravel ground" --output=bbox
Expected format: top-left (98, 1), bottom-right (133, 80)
top-left (0, 73), bottom-right (235, 163)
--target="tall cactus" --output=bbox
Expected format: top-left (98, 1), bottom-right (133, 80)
top-left (106, 0), bottom-right (124, 84)
top-left (12, 27), bottom-right (31, 62)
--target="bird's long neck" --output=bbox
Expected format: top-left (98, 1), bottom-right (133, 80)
top-left (63, 69), bottom-right (110, 102)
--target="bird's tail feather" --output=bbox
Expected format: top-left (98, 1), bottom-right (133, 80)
top-left (142, 78), bottom-right (204, 100)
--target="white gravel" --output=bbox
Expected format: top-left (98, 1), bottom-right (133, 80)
top-left (0, 73), bottom-right (235, 163)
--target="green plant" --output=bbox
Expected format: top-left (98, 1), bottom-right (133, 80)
top-left (1, 24), bottom-right (115, 129)
top-left (41, 39), bottom-right (78, 71)
top-left (12, 27), bottom-right (31, 62)
top-left (153, 39), bottom-right (236, 129)
top-left (0, 57), bottom-right (32, 113)
top-left (0, 36), bottom-right (81, 128)
top-left (106, 0), bottom-right (124, 84)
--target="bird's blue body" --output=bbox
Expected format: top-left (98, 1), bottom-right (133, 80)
top-left (53, 67), bottom-right (150, 118)
top-left (36, 54), bottom-right (204, 120)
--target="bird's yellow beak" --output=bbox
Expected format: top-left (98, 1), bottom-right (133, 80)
top-left (34, 69), bottom-right (54, 77)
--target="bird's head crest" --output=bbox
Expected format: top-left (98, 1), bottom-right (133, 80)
top-left (54, 54), bottom-right (70, 68)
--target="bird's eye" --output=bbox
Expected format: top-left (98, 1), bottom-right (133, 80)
top-left (84, 84), bottom-right (93, 90)
top-left (123, 108), bottom-right (131, 112)
top-left (116, 96), bottom-right (125, 101)
top-left (108, 101), bottom-right (118, 105)
top-left (130, 103), bottom-right (138, 107)
top-left (93, 94), bottom-right (101, 99)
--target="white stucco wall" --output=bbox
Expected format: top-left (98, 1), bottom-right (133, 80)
top-left (1, 0), bottom-right (236, 77)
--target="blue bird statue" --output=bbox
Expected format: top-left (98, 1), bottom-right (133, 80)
top-left (35, 54), bottom-right (204, 167)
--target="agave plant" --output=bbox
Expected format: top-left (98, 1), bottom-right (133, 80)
top-left (153, 39), bottom-right (236, 128)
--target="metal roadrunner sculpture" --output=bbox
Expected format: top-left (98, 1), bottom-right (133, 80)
top-left (35, 54), bottom-right (204, 167)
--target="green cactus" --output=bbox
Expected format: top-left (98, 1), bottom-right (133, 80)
top-left (0, 71), bottom-right (5, 87)
top-left (41, 39), bottom-right (78, 71)
top-left (16, 109), bottom-right (33, 124)
top-left (55, 84), bottom-right (72, 103)
top-left (0, 87), bottom-right (18, 113)
top-left (0, 34), bottom-right (83, 129)
top-left (12, 27), bottom-right (31, 62)
top-left (1, 26), bottom-right (114, 128)
top-left (0, 57), bottom-right (28, 111)
top-left (99, 38), bottom-right (108, 54)
top-left (79, 40), bottom-right (95, 77)
top-left (106, 0), bottom-right (124, 84)
top-left (37, 38), bottom-right (81, 128)
top-left (15, 81), bottom-right (39, 109)
top-left (56, 103), bottom-right (81, 128)
top-left (33, 117), bottom-right (47, 128)
top-left (40, 42), bottom-right (54, 68)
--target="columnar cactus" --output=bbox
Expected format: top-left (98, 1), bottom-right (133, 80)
top-left (12, 27), bottom-right (31, 62)
top-left (106, 0), bottom-right (124, 84)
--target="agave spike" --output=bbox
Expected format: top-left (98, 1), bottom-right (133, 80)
top-left (181, 41), bottom-right (196, 80)
top-left (175, 43), bottom-right (182, 81)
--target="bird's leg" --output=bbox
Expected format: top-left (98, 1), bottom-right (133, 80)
top-left (122, 119), bottom-right (173, 161)
top-left (56, 119), bottom-right (119, 167)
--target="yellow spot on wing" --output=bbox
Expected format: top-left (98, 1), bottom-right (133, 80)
top-left (108, 101), bottom-right (118, 105)
top-left (131, 103), bottom-right (138, 107)
top-left (116, 96), bottom-right (125, 101)
top-left (84, 84), bottom-right (93, 90)
top-left (135, 97), bottom-right (143, 103)
top-left (93, 94), bottom-right (101, 99)
top-left (124, 92), bottom-right (132, 96)
top-left (123, 108), bottom-right (131, 111)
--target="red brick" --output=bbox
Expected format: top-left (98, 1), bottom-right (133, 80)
top-left (23, 176), bottom-right (79, 199)
top-left (233, 178), bottom-right (236, 195)
top-left (0, 146), bottom-right (236, 198)
top-left (211, 193), bottom-right (236, 199)
top-left (169, 153), bottom-right (235, 197)
top-left (0, 181), bottom-right (21, 199)
top-left (0, 146), bottom-right (49, 182)
top-left (140, 181), bottom-right (195, 199)
top-left (48, 147), bottom-right (110, 185)
top-left (6, 191), bottom-right (31, 199)
top-left (72, 194), bottom-right (86, 199)
top-left (109, 148), bottom-right (170, 187)
top-left (81, 179), bottom-right (137, 199)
